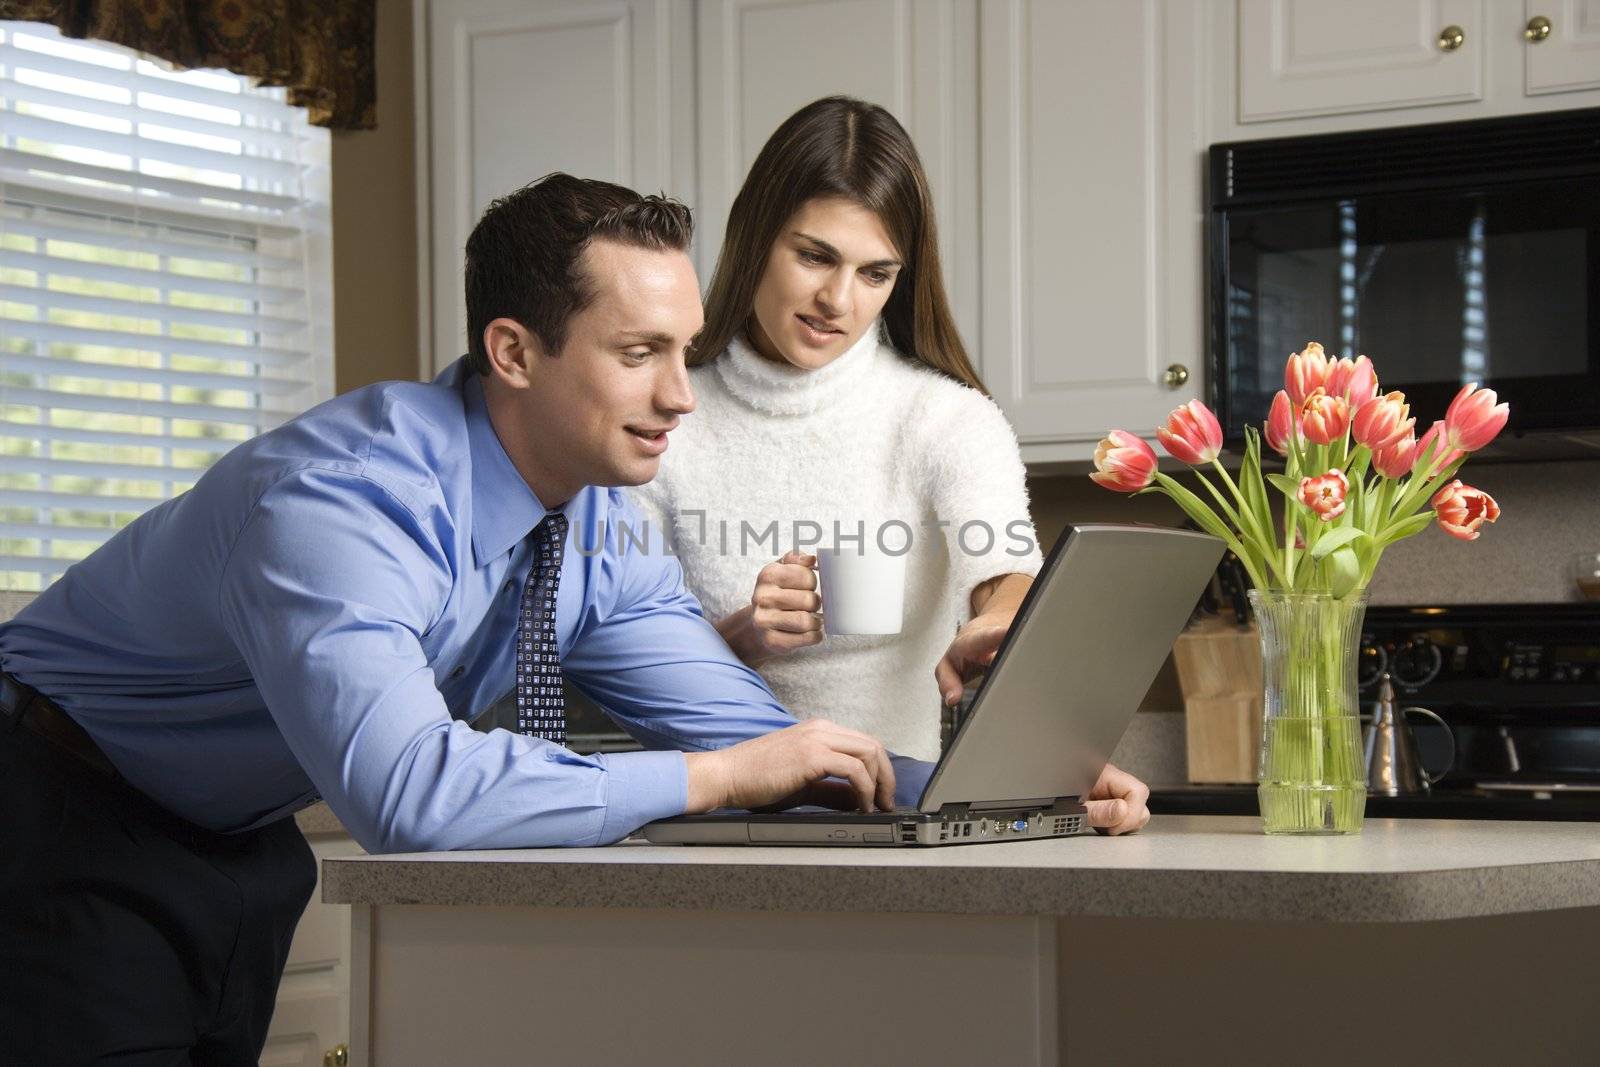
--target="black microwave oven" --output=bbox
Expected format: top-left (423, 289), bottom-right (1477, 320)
top-left (1207, 107), bottom-right (1600, 455)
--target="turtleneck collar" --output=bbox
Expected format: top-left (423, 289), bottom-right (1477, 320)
top-left (713, 321), bottom-right (884, 417)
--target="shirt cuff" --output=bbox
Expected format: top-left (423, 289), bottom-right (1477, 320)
top-left (891, 754), bottom-right (936, 810)
top-left (594, 748), bottom-right (689, 843)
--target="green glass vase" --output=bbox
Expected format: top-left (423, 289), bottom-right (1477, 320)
top-left (1249, 590), bottom-right (1369, 834)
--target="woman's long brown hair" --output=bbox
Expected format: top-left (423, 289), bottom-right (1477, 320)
top-left (692, 96), bottom-right (986, 394)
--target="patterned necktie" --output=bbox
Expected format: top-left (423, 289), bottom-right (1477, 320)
top-left (515, 513), bottom-right (568, 744)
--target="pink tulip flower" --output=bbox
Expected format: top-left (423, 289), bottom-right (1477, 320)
top-left (1090, 430), bottom-right (1158, 493)
top-left (1351, 390), bottom-right (1414, 451)
top-left (1298, 468), bottom-right (1350, 522)
top-left (1299, 388), bottom-right (1351, 446)
top-left (1264, 390), bottom-right (1297, 455)
top-left (1326, 355), bottom-right (1379, 409)
top-left (1372, 430), bottom-right (1419, 480)
top-left (1285, 342), bottom-right (1332, 406)
top-left (1431, 480), bottom-right (1501, 541)
top-left (1156, 400), bottom-right (1224, 465)
top-left (1417, 421), bottom-right (1465, 474)
top-left (1443, 383), bottom-right (1510, 452)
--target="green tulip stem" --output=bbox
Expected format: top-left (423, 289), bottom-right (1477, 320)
top-left (1209, 460), bottom-right (1289, 588)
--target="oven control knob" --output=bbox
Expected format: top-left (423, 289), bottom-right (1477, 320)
top-left (1391, 637), bottom-right (1443, 687)
top-left (1357, 639), bottom-right (1388, 690)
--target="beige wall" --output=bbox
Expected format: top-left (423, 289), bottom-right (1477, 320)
top-left (1060, 907), bottom-right (1600, 1064)
top-left (1029, 470), bottom-right (1186, 551)
top-left (331, 0), bottom-right (422, 394)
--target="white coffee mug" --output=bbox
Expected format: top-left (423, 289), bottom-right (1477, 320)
top-left (815, 544), bottom-right (907, 636)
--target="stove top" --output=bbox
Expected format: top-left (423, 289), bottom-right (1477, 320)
top-left (1360, 603), bottom-right (1600, 795)
top-left (1150, 783), bottom-right (1600, 822)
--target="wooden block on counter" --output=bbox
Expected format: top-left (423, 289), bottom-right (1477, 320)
top-left (1172, 616), bottom-right (1261, 696)
top-left (1184, 696), bottom-right (1262, 784)
top-left (1174, 617), bottom-right (1263, 784)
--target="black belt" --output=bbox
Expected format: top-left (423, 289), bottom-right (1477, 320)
top-left (1, 672), bottom-right (119, 780)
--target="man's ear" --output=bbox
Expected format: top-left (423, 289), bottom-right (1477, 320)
top-left (482, 318), bottom-right (544, 388)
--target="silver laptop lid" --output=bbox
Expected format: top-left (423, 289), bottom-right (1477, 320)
top-left (916, 524), bottom-right (1224, 813)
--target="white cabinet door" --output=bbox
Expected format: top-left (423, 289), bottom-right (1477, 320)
top-left (426, 0), bottom-right (695, 373)
top-left (1525, 0), bottom-right (1600, 94)
top-left (1238, 0), bottom-right (1486, 123)
top-left (978, 0), bottom-right (1205, 453)
top-left (261, 835), bottom-right (364, 1067)
top-left (694, 0), bottom-right (981, 362)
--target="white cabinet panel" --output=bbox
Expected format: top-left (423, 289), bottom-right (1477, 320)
top-left (1525, 0), bottom-right (1600, 94)
top-left (695, 0), bottom-right (980, 359)
top-left (427, 0), bottom-right (694, 372)
top-left (1239, 0), bottom-right (1486, 122)
top-left (260, 987), bottom-right (343, 1067)
top-left (697, 0), bottom-right (915, 273)
top-left (980, 0), bottom-right (1205, 448)
top-left (420, 0), bottom-right (1203, 450)
top-left (262, 834), bottom-right (364, 1067)
top-left (468, 19), bottom-right (630, 207)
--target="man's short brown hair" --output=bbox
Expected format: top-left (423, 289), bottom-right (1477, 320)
top-left (464, 173), bottom-right (693, 374)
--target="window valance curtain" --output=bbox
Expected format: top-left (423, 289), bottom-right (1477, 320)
top-left (0, 1), bottom-right (375, 129)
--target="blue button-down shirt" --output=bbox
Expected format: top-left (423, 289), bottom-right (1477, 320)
top-left (0, 359), bottom-right (930, 851)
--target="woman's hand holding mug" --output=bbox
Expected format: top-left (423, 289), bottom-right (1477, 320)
top-left (715, 551), bottom-right (823, 666)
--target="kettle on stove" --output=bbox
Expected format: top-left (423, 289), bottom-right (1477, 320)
top-left (1363, 672), bottom-right (1457, 796)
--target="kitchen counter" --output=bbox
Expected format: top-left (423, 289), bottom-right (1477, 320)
top-left (292, 800), bottom-right (346, 836)
top-left (323, 816), bottom-right (1600, 1066)
top-left (323, 814), bottom-right (1600, 923)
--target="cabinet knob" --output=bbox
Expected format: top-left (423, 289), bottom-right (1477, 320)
top-left (324, 1044), bottom-right (349, 1067)
top-left (1163, 363), bottom-right (1190, 388)
top-left (1437, 25), bottom-right (1465, 51)
top-left (1524, 16), bottom-right (1551, 43)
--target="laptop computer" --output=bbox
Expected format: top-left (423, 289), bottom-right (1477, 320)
top-left (640, 523), bottom-right (1225, 847)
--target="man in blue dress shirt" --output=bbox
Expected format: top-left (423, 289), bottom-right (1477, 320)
top-left (0, 171), bottom-right (1154, 1064)
top-left (0, 174), bottom-right (922, 1065)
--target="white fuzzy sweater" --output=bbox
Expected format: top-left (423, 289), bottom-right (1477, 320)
top-left (631, 326), bottom-right (1042, 760)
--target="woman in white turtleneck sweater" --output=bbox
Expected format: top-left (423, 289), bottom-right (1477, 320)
top-left (635, 97), bottom-right (1150, 832)
top-left (635, 313), bottom-right (1037, 761)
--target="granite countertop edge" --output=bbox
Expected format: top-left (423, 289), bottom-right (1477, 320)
top-left (321, 821), bottom-right (1600, 923)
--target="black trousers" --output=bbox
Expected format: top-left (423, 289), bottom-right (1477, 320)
top-left (0, 718), bottom-right (317, 1065)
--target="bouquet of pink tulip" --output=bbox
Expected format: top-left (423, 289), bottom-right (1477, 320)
top-left (1090, 342), bottom-right (1510, 834)
top-left (1089, 341), bottom-right (1509, 599)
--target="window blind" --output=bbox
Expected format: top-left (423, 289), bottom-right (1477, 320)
top-left (0, 21), bottom-right (333, 590)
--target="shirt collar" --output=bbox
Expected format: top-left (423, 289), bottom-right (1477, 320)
top-left (456, 361), bottom-right (551, 566)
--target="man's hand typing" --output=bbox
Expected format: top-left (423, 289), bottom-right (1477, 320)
top-left (683, 719), bottom-right (897, 814)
